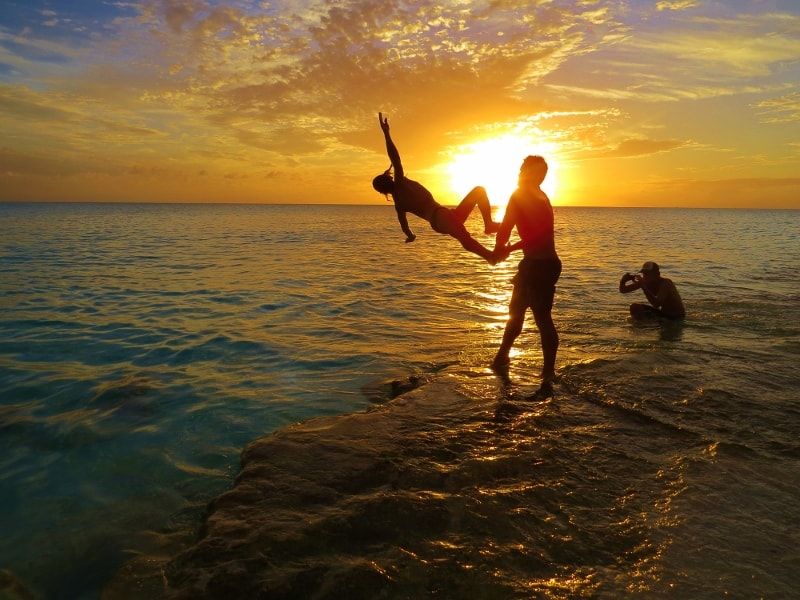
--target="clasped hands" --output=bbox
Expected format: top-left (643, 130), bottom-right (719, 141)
top-left (488, 244), bottom-right (512, 266)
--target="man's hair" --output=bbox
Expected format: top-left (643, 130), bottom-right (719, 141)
top-left (640, 261), bottom-right (660, 274)
top-left (519, 155), bottom-right (548, 184)
top-left (372, 167), bottom-right (394, 197)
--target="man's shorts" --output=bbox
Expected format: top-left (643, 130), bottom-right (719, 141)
top-left (509, 256), bottom-right (562, 314)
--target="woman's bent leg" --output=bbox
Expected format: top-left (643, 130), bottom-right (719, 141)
top-left (454, 186), bottom-right (499, 233)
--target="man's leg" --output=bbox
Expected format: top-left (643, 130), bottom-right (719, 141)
top-left (493, 276), bottom-right (526, 370)
top-left (532, 305), bottom-right (558, 382)
top-left (453, 186), bottom-right (499, 233)
top-left (492, 308), bottom-right (525, 370)
top-left (630, 303), bottom-right (661, 319)
top-left (531, 261), bottom-right (561, 382)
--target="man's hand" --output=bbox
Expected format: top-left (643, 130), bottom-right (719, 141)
top-left (379, 112), bottom-right (390, 134)
top-left (488, 245), bottom-right (510, 265)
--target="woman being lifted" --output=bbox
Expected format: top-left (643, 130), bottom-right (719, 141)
top-left (372, 112), bottom-right (500, 262)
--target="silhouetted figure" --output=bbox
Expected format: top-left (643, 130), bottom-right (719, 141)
top-left (619, 261), bottom-right (685, 319)
top-left (373, 113), bottom-right (500, 262)
top-left (491, 156), bottom-right (561, 384)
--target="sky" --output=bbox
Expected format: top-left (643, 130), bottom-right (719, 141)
top-left (1, 0), bottom-right (799, 208)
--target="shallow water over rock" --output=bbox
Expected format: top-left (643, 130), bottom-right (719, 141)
top-left (104, 370), bottom-right (691, 599)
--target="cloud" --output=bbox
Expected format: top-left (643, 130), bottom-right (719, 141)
top-left (0, 29), bottom-right (80, 68)
top-left (655, 1), bottom-right (699, 11)
top-left (753, 91), bottom-right (800, 123)
top-left (0, 84), bottom-right (74, 121)
top-left (632, 17), bottom-right (800, 79)
top-left (1, 0), bottom-right (798, 206)
top-left (160, 0), bottom-right (208, 33)
top-left (0, 0), bottom-right (627, 160)
top-left (645, 176), bottom-right (800, 208)
top-left (0, 145), bottom-right (156, 178)
top-left (595, 138), bottom-right (692, 158)
top-left (233, 126), bottom-right (326, 155)
top-left (0, 147), bottom-right (83, 177)
top-left (549, 11), bottom-right (800, 105)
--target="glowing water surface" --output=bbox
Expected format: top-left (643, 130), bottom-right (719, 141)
top-left (0, 203), bottom-right (797, 598)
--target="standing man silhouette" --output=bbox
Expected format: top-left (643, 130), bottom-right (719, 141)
top-left (492, 155), bottom-right (561, 384)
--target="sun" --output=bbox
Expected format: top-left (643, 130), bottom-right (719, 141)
top-left (444, 134), bottom-right (561, 211)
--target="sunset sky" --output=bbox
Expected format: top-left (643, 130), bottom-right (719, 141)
top-left (1, 0), bottom-right (799, 207)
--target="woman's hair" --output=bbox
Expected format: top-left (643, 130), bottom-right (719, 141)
top-left (372, 166), bottom-right (394, 198)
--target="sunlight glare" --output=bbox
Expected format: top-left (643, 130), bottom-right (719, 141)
top-left (445, 134), bottom-right (560, 213)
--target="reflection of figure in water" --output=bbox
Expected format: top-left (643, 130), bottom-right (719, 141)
top-left (491, 156), bottom-right (561, 385)
top-left (373, 113), bottom-right (500, 262)
top-left (619, 261), bottom-right (685, 319)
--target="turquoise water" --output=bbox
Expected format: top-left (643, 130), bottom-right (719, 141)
top-left (1, 203), bottom-right (798, 598)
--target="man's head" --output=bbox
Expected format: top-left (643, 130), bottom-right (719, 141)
top-left (372, 167), bottom-right (394, 197)
top-left (640, 261), bottom-right (660, 277)
top-left (519, 155), bottom-right (548, 185)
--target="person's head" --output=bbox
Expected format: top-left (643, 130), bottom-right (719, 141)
top-left (519, 155), bottom-right (548, 186)
top-left (372, 167), bottom-right (394, 199)
top-left (640, 261), bottom-right (660, 279)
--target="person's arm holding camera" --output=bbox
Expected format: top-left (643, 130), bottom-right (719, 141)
top-left (619, 272), bottom-right (641, 293)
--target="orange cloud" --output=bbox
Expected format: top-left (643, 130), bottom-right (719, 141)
top-left (0, 1), bottom-right (798, 207)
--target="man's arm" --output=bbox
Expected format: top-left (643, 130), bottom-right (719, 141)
top-left (379, 112), bottom-right (404, 178)
top-left (619, 273), bottom-right (641, 293)
top-left (396, 208), bottom-right (416, 242)
top-left (488, 199), bottom-right (519, 264)
top-left (493, 198), bottom-right (516, 252)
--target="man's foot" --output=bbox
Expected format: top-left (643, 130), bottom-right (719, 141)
top-left (540, 371), bottom-right (558, 385)
top-left (485, 221), bottom-right (501, 234)
top-left (491, 354), bottom-right (510, 372)
top-left (527, 381), bottom-right (554, 400)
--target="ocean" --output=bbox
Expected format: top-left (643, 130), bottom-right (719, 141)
top-left (0, 203), bottom-right (798, 599)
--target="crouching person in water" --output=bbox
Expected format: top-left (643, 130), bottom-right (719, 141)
top-left (619, 261), bottom-right (686, 319)
top-left (373, 112), bottom-right (500, 262)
